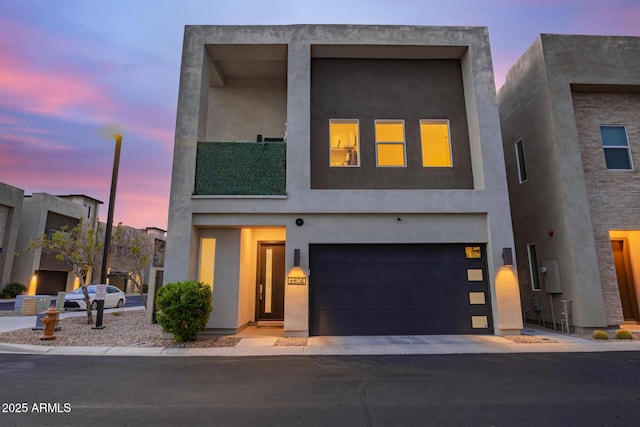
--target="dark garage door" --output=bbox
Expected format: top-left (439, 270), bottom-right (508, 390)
top-left (35, 270), bottom-right (68, 295)
top-left (309, 244), bottom-right (492, 336)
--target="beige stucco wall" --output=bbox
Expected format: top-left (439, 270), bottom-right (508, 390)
top-left (12, 193), bottom-right (86, 292)
top-left (207, 78), bottom-right (287, 142)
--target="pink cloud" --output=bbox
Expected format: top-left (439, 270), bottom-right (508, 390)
top-left (0, 50), bottom-right (116, 119)
top-left (113, 189), bottom-right (169, 230)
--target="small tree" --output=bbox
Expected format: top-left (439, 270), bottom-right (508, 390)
top-left (110, 223), bottom-right (154, 308)
top-left (28, 219), bottom-right (103, 324)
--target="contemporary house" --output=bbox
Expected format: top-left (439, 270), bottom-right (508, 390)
top-left (498, 35), bottom-right (640, 332)
top-left (106, 224), bottom-right (166, 295)
top-left (0, 182), bottom-right (24, 290)
top-left (11, 192), bottom-right (102, 294)
top-left (164, 24), bottom-right (523, 337)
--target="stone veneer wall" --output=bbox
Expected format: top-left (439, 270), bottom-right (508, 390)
top-left (572, 92), bottom-right (640, 324)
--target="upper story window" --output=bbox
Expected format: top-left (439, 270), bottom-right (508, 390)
top-left (600, 125), bottom-right (633, 170)
top-left (329, 119), bottom-right (360, 167)
top-left (375, 120), bottom-right (406, 167)
top-left (515, 139), bottom-right (527, 183)
top-left (420, 120), bottom-right (452, 167)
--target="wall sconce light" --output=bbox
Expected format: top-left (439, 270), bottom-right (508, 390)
top-left (294, 249), bottom-right (300, 267)
top-left (502, 247), bottom-right (513, 266)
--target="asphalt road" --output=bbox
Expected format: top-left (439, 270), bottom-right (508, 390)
top-left (1, 352), bottom-right (639, 426)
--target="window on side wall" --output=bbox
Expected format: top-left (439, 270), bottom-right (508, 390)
top-left (329, 119), bottom-right (360, 167)
top-left (515, 139), bottom-right (527, 183)
top-left (420, 120), bottom-right (452, 167)
top-left (375, 120), bottom-right (406, 167)
top-left (600, 125), bottom-right (633, 170)
top-left (527, 244), bottom-right (541, 291)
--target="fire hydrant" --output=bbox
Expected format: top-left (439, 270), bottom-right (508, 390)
top-left (40, 306), bottom-right (59, 340)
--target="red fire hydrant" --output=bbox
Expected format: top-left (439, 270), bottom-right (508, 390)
top-left (40, 306), bottom-right (59, 340)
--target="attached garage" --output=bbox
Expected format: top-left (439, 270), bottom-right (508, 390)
top-left (309, 244), bottom-right (492, 336)
top-left (35, 270), bottom-right (68, 295)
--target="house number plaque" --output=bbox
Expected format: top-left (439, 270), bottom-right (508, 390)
top-left (287, 277), bottom-right (307, 286)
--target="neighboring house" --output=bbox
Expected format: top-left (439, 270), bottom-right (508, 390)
top-left (163, 24), bottom-right (523, 337)
top-left (144, 227), bottom-right (166, 293)
top-left (11, 193), bottom-right (102, 294)
top-left (498, 35), bottom-right (640, 332)
top-left (105, 224), bottom-right (166, 295)
top-left (0, 182), bottom-right (24, 291)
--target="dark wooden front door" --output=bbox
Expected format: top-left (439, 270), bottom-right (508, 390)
top-left (256, 243), bottom-right (285, 321)
top-left (612, 240), bottom-right (640, 321)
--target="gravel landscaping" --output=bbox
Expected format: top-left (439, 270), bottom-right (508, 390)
top-left (0, 310), bottom-right (240, 348)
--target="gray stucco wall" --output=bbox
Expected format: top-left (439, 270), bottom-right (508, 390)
top-left (498, 34), bottom-right (640, 328)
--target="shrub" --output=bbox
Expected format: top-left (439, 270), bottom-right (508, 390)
top-left (0, 282), bottom-right (27, 299)
top-left (615, 329), bottom-right (633, 340)
top-left (155, 281), bottom-right (212, 342)
top-left (592, 330), bottom-right (609, 340)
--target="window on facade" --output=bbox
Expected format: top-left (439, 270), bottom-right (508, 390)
top-left (329, 119), bottom-right (359, 167)
top-left (420, 120), bottom-right (452, 167)
top-left (375, 120), bottom-right (406, 167)
top-left (515, 139), bottom-right (527, 182)
top-left (600, 125), bottom-right (633, 170)
top-left (527, 244), bottom-right (541, 291)
top-left (199, 238), bottom-right (216, 287)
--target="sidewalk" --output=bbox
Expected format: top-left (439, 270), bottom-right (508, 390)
top-left (2, 318), bottom-right (640, 356)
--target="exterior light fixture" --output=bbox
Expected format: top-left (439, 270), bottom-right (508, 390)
top-left (294, 249), bottom-right (301, 267)
top-left (502, 247), bottom-right (513, 266)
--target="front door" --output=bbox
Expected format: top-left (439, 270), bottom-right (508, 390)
top-left (612, 239), bottom-right (640, 321)
top-left (256, 242), bottom-right (285, 321)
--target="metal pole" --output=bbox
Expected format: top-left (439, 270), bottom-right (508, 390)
top-left (96, 133), bottom-right (122, 329)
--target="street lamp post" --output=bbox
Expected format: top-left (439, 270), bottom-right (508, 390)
top-left (95, 133), bottom-right (122, 329)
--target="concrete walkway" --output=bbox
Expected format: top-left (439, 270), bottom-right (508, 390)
top-left (2, 309), bottom-right (640, 357)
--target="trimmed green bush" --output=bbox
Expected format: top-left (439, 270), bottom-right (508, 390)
top-left (0, 282), bottom-right (27, 299)
top-left (592, 330), bottom-right (609, 340)
top-left (155, 281), bottom-right (212, 342)
top-left (615, 329), bottom-right (633, 340)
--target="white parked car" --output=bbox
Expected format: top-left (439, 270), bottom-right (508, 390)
top-left (64, 285), bottom-right (126, 310)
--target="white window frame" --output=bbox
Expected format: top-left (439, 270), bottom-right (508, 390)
top-left (515, 138), bottom-right (527, 183)
top-left (419, 119), bottom-right (453, 168)
top-left (527, 244), bottom-right (541, 291)
top-left (375, 119), bottom-right (407, 168)
top-left (600, 125), bottom-right (634, 171)
top-left (329, 119), bottom-right (360, 168)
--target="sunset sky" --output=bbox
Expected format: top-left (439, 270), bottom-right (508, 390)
top-left (1, 0), bottom-right (639, 230)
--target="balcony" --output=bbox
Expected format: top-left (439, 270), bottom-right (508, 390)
top-left (194, 141), bottom-right (286, 196)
